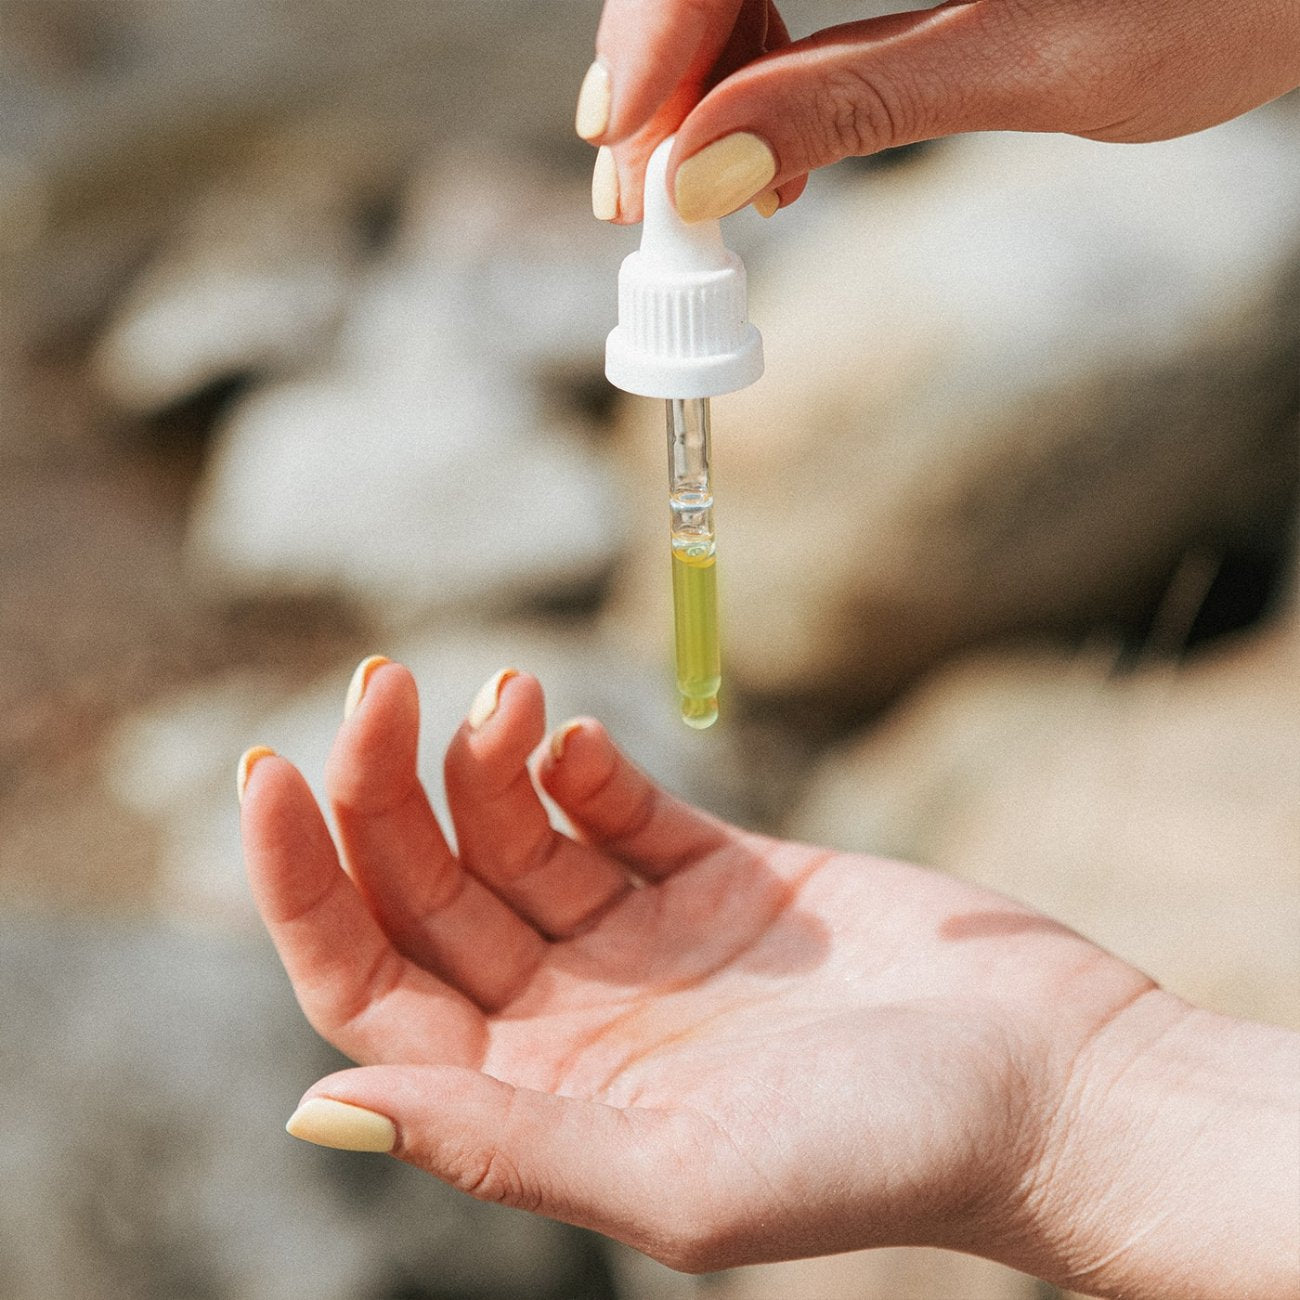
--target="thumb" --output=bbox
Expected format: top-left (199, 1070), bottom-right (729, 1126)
top-left (285, 1066), bottom-right (692, 1250)
top-left (666, 0), bottom-right (1115, 221)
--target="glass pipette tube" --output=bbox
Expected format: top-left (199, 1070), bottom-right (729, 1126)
top-left (667, 396), bottom-right (720, 728)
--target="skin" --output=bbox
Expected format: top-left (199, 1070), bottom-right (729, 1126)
top-left (585, 0), bottom-right (1300, 221)
top-left (241, 663), bottom-right (1299, 1296)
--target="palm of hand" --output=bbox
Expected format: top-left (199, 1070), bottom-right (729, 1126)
top-left (495, 837), bottom-right (976, 1097)
top-left (243, 665), bottom-right (1151, 1265)
top-left (495, 836), bottom-right (1136, 1246)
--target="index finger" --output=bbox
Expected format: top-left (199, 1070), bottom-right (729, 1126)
top-left (589, 0), bottom-right (749, 142)
top-left (241, 751), bottom-right (485, 1069)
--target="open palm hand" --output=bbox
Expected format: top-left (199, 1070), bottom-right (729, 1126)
top-left (240, 661), bottom-right (1156, 1272)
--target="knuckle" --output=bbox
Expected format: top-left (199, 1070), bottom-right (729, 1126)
top-left (815, 66), bottom-right (913, 158)
top-left (327, 757), bottom-right (417, 820)
top-left (451, 1147), bottom-right (538, 1212)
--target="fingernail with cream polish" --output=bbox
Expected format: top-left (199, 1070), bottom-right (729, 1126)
top-left (550, 719), bottom-right (584, 762)
top-left (344, 655), bottom-right (390, 721)
top-left (751, 188), bottom-right (780, 218)
top-left (237, 746), bottom-right (275, 803)
top-left (467, 668), bottom-right (517, 731)
top-left (286, 1098), bottom-right (396, 1153)
top-left (592, 146), bottom-right (618, 221)
top-left (674, 133), bottom-right (777, 223)
top-left (575, 60), bottom-right (611, 140)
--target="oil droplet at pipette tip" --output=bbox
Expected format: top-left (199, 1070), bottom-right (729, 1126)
top-left (679, 693), bottom-right (719, 729)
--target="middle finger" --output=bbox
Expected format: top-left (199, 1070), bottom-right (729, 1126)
top-left (328, 659), bottom-right (547, 1011)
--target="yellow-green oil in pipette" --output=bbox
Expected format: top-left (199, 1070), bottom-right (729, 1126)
top-left (666, 396), bottom-right (720, 728)
top-left (671, 532), bottom-right (720, 728)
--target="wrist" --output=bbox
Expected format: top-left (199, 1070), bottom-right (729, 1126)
top-left (1006, 988), bottom-right (1300, 1299)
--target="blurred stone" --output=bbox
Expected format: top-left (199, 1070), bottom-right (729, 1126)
top-left (104, 623), bottom-right (745, 923)
top-left (0, 0), bottom-right (604, 351)
top-left (90, 120), bottom-right (388, 413)
top-left (403, 147), bottom-right (636, 379)
top-left (185, 289), bottom-right (620, 624)
top-left (0, 917), bottom-right (609, 1300)
top-left (181, 147), bottom-right (635, 622)
top-left (608, 104), bottom-right (1300, 708)
top-left (88, 135), bottom-right (638, 416)
top-left (787, 616), bottom-right (1300, 1028)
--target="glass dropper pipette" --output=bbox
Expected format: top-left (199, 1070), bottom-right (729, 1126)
top-left (604, 135), bottom-right (763, 728)
top-left (667, 396), bottom-right (720, 727)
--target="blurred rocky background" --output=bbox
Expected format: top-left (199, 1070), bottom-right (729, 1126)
top-left (1, 1), bottom-right (1296, 1298)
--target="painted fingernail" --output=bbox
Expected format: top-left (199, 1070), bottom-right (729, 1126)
top-left (467, 667), bottom-right (518, 731)
top-left (674, 132), bottom-right (777, 223)
top-left (575, 59), bottom-right (611, 140)
top-left (344, 654), bottom-right (390, 721)
top-left (592, 146), bottom-right (619, 221)
top-left (550, 719), bottom-right (584, 761)
top-left (751, 188), bottom-right (780, 219)
top-left (237, 745), bottom-right (275, 803)
top-left (286, 1098), bottom-right (396, 1153)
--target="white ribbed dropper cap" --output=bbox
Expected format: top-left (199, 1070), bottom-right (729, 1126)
top-left (605, 136), bottom-right (763, 399)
